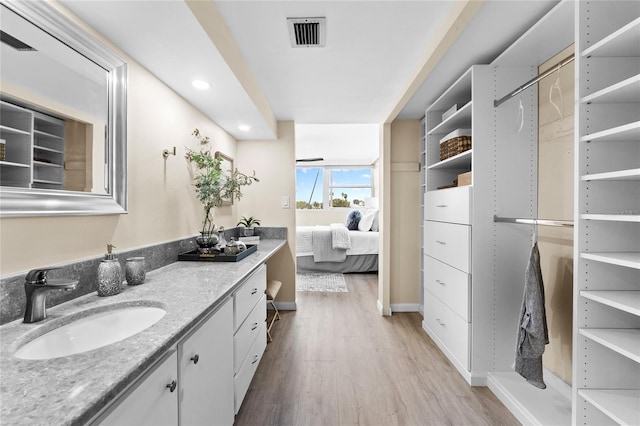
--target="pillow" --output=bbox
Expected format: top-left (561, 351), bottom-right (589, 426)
top-left (370, 209), bottom-right (379, 232)
top-left (345, 210), bottom-right (362, 230)
top-left (358, 209), bottom-right (375, 231)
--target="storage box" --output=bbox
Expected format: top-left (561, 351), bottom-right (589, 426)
top-left (457, 171), bottom-right (472, 187)
top-left (442, 104), bottom-right (458, 121)
top-left (440, 136), bottom-right (472, 161)
top-left (0, 139), bottom-right (5, 162)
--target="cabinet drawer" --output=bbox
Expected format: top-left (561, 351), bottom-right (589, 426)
top-left (423, 293), bottom-right (470, 370)
top-left (234, 265), bottom-right (266, 331)
top-left (424, 255), bottom-right (470, 321)
top-left (234, 295), bottom-right (266, 371)
top-left (424, 186), bottom-right (472, 225)
top-left (424, 221), bottom-right (471, 273)
top-left (234, 321), bottom-right (267, 414)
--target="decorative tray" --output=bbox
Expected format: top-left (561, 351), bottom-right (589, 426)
top-left (177, 244), bottom-right (257, 262)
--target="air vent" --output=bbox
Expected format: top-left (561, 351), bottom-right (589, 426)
top-left (0, 31), bottom-right (36, 51)
top-left (287, 17), bottom-right (326, 48)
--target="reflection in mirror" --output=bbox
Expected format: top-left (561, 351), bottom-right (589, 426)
top-left (0, 1), bottom-right (127, 216)
top-left (215, 152), bottom-right (234, 206)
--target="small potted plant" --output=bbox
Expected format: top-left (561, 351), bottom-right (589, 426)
top-left (186, 129), bottom-right (258, 250)
top-left (237, 216), bottom-right (261, 237)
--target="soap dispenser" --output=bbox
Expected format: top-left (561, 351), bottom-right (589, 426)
top-left (97, 244), bottom-right (123, 296)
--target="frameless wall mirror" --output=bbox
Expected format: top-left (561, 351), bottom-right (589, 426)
top-left (0, 0), bottom-right (127, 216)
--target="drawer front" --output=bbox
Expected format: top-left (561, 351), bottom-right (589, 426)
top-left (424, 186), bottom-right (472, 225)
top-left (234, 321), bottom-right (267, 414)
top-left (423, 293), bottom-right (470, 370)
top-left (424, 255), bottom-right (470, 321)
top-left (423, 221), bottom-right (471, 273)
top-left (234, 265), bottom-right (267, 331)
top-left (234, 295), bottom-right (266, 371)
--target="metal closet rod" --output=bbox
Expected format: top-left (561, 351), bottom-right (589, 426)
top-left (493, 215), bottom-right (574, 228)
top-left (493, 54), bottom-right (575, 107)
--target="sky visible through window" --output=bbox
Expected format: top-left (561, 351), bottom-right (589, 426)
top-left (296, 167), bottom-right (372, 208)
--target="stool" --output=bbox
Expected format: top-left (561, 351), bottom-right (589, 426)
top-left (266, 280), bottom-right (282, 342)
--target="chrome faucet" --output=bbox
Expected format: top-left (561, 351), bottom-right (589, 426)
top-left (24, 267), bottom-right (78, 323)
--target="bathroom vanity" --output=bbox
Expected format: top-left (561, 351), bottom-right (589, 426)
top-left (0, 238), bottom-right (285, 425)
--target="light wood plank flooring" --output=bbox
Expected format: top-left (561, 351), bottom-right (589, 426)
top-left (235, 273), bottom-right (518, 426)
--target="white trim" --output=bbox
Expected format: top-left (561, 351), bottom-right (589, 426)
top-left (268, 302), bottom-right (297, 311)
top-left (377, 299), bottom-right (384, 316)
top-left (390, 303), bottom-right (420, 312)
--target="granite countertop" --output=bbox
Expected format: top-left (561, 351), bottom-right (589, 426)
top-left (0, 239), bottom-right (285, 426)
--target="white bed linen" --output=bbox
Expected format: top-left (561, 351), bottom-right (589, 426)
top-left (296, 226), bottom-right (378, 257)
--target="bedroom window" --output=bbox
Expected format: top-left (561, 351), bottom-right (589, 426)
top-left (327, 167), bottom-right (373, 208)
top-left (296, 167), bottom-right (324, 209)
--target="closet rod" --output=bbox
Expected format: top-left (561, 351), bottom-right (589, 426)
top-left (493, 54), bottom-right (575, 107)
top-left (493, 215), bottom-right (574, 228)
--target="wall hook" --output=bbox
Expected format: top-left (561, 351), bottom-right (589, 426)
top-left (162, 147), bottom-right (176, 160)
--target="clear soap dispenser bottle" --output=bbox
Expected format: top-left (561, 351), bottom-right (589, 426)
top-left (97, 244), bottom-right (123, 296)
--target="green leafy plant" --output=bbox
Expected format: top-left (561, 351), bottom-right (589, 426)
top-left (185, 129), bottom-right (259, 235)
top-left (237, 216), bottom-right (261, 228)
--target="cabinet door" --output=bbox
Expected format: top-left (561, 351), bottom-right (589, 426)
top-left (98, 351), bottom-right (178, 426)
top-left (180, 299), bottom-right (234, 426)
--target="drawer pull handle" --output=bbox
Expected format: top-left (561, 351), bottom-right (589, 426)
top-left (436, 319), bottom-right (446, 327)
top-left (190, 354), bottom-right (200, 364)
top-left (251, 322), bottom-right (259, 331)
top-left (436, 240), bottom-right (446, 245)
top-left (251, 288), bottom-right (258, 295)
top-left (436, 279), bottom-right (445, 285)
top-left (166, 380), bottom-right (177, 393)
top-left (252, 354), bottom-right (259, 365)
top-left (436, 204), bottom-right (448, 208)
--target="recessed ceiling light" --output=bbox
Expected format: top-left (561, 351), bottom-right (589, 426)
top-left (192, 80), bottom-right (210, 90)
top-left (238, 125), bottom-right (251, 132)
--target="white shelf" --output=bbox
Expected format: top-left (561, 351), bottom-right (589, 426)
top-left (0, 161), bottom-right (29, 168)
top-left (579, 389), bottom-right (640, 426)
top-left (582, 214), bottom-right (640, 223)
top-left (32, 178), bottom-right (62, 185)
top-left (0, 125), bottom-right (30, 136)
top-left (582, 17), bottom-right (640, 58)
top-left (427, 149), bottom-right (472, 170)
top-left (581, 291), bottom-right (640, 317)
top-left (580, 122), bottom-right (640, 143)
top-left (579, 328), bottom-right (640, 363)
top-left (33, 161), bottom-right (62, 168)
top-left (33, 145), bottom-right (64, 155)
top-left (580, 252), bottom-right (640, 269)
top-left (34, 129), bottom-right (63, 140)
top-left (581, 168), bottom-right (640, 182)
top-left (428, 68), bottom-right (472, 112)
top-left (427, 102), bottom-right (472, 136)
top-left (581, 75), bottom-right (640, 104)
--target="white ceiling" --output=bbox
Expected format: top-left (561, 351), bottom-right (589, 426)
top-left (59, 0), bottom-right (559, 141)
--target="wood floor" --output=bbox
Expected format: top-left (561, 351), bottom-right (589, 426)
top-left (235, 274), bottom-right (518, 426)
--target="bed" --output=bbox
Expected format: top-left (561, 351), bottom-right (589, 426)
top-left (296, 224), bottom-right (379, 273)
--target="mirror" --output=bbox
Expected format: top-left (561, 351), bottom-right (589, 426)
top-left (215, 151), bottom-right (233, 206)
top-left (0, 0), bottom-right (127, 216)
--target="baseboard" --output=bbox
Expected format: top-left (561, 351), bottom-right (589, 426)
top-left (390, 303), bottom-right (420, 312)
top-left (268, 302), bottom-right (297, 311)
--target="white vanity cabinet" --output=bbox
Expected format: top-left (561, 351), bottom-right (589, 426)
top-left (95, 299), bottom-right (234, 426)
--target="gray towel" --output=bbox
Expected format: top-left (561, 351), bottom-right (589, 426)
top-left (515, 242), bottom-right (549, 389)
top-left (312, 228), bottom-right (347, 262)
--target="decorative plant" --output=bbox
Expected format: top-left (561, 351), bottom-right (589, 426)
top-left (185, 129), bottom-right (259, 236)
top-left (237, 216), bottom-right (261, 228)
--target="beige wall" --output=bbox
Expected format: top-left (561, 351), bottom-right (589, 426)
top-left (0, 5), bottom-right (239, 276)
top-left (236, 122), bottom-right (296, 305)
top-left (389, 120), bottom-right (421, 307)
top-left (538, 46), bottom-right (574, 384)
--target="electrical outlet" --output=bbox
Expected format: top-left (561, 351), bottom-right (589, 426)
top-left (282, 196), bottom-right (290, 209)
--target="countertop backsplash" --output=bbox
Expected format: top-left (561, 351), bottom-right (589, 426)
top-left (0, 226), bottom-right (286, 325)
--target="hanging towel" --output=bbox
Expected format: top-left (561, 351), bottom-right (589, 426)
top-left (515, 242), bottom-right (549, 389)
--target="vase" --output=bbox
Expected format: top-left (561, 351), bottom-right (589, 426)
top-left (196, 231), bottom-right (219, 253)
top-left (125, 257), bottom-right (146, 285)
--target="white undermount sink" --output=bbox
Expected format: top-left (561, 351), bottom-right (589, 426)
top-left (14, 304), bottom-right (166, 360)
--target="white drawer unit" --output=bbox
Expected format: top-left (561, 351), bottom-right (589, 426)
top-left (424, 186), bottom-right (472, 225)
top-left (234, 295), bottom-right (266, 369)
top-left (423, 290), bottom-right (470, 371)
top-left (423, 220), bottom-right (471, 273)
top-left (424, 254), bottom-right (470, 321)
top-left (234, 265), bottom-right (267, 331)
top-left (234, 321), bottom-right (267, 414)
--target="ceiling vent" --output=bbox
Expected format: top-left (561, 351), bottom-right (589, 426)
top-left (287, 17), bottom-right (326, 48)
top-left (0, 30), bottom-right (36, 51)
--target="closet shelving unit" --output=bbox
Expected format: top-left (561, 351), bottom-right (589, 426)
top-left (32, 111), bottom-right (65, 190)
top-left (419, 117), bottom-right (426, 315)
top-left (575, 2), bottom-right (640, 425)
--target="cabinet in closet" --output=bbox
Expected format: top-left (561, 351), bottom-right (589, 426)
top-left (32, 111), bottom-right (64, 189)
top-left (419, 117), bottom-right (426, 313)
top-left (574, 2), bottom-right (640, 425)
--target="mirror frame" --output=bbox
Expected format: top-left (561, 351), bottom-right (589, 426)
top-left (0, 0), bottom-right (127, 217)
